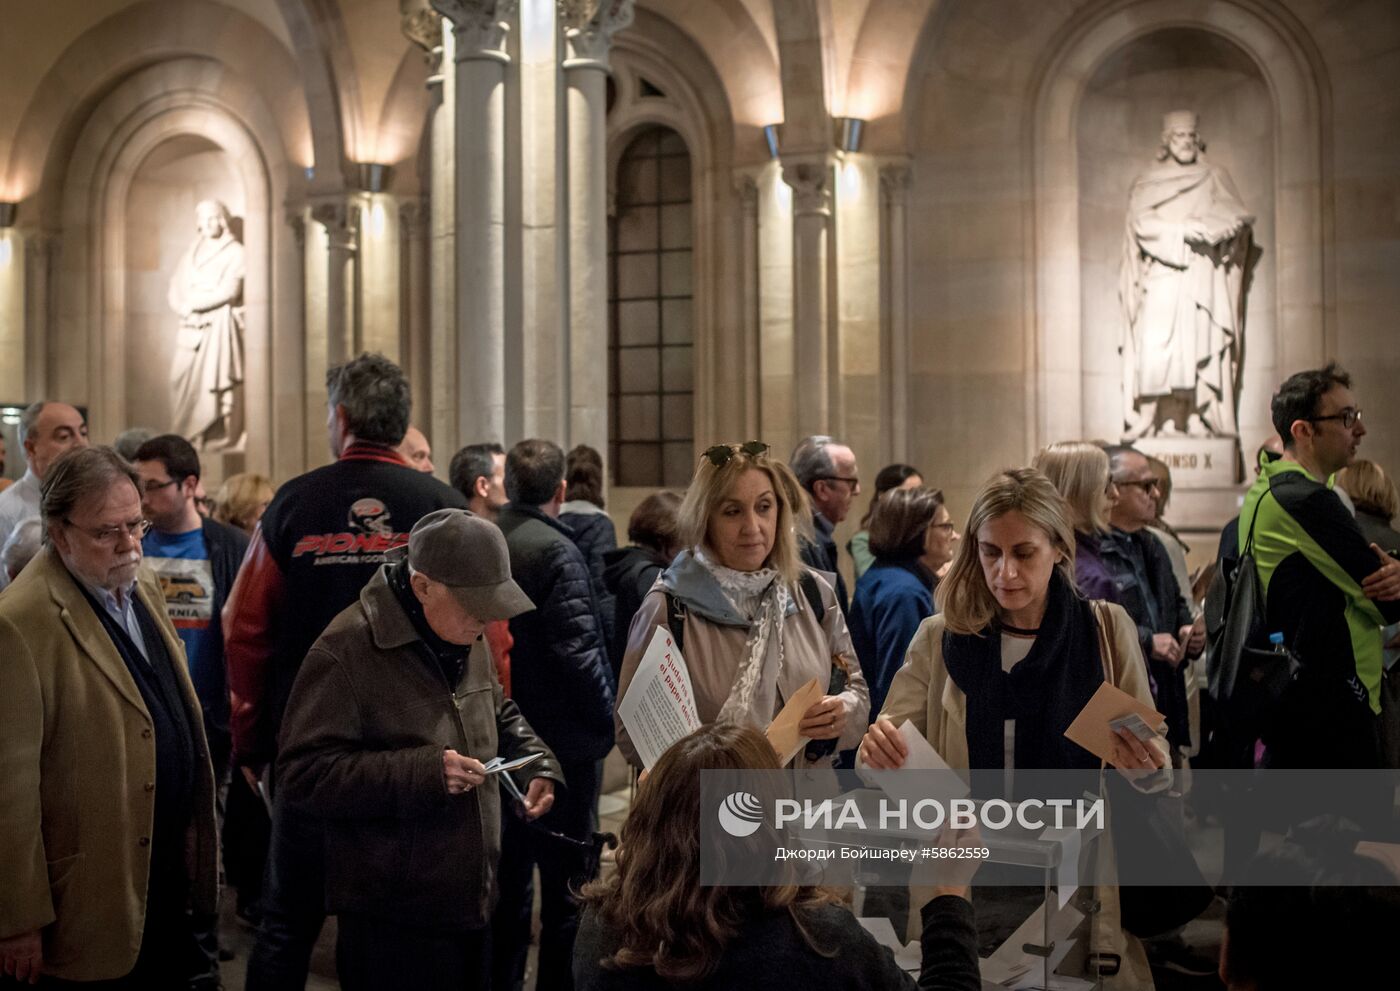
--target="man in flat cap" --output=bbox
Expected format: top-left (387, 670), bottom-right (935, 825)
top-left (275, 509), bottom-right (561, 990)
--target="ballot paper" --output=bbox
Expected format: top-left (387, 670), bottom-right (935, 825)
top-left (1062, 681), bottom-right (1165, 765)
top-left (482, 752), bottom-right (543, 776)
top-left (765, 677), bottom-right (824, 765)
top-left (985, 899), bottom-right (1083, 989)
top-left (616, 626), bottom-right (702, 769)
top-left (858, 720), bottom-right (970, 805)
top-left (858, 917), bottom-right (922, 974)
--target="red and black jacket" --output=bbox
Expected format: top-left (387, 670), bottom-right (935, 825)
top-left (222, 443), bottom-right (467, 768)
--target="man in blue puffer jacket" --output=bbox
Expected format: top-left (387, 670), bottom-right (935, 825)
top-left (492, 438), bottom-right (614, 991)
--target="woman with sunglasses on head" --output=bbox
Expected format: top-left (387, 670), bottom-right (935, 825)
top-left (614, 442), bottom-right (869, 769)
top-left (860, 468), bottom-right (1168, 987)
top-left (575, 722), bottom-right (982, 990)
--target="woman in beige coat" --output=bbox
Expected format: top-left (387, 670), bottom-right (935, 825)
top-left (615, 442), bottom-right (869, 769)
top-left (859, 468), bottom-right (1167, 987)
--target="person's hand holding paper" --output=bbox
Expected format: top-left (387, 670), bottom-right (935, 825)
top-left (1063, 681), bottom-right (1170, 780)
top-left (766, 678), bottom-right (824, 765)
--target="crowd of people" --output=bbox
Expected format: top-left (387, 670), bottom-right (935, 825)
top-left (2, 353), bottom-right (1399, 990)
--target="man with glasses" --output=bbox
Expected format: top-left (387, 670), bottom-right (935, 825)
top-left (0, 447), bottom-right (218, 986)
top-left (789, 435), bottom-right (863, 613)
top-left (1241, 363), bottom-right (1400, 768)
top-left (134, 436), bottom-right (249, 783)
top-left (0, 400), bottom-right (89, 590)
top-left (1105, 444), bottom-right (1201, 756)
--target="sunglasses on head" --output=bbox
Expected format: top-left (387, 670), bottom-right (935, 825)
top-left (702, 440), bottom-right (770, 468)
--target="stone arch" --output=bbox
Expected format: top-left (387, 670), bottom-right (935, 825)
top-left (274, 0), bottom-right (354, 189)
top-left (770, 0), bottom-right (830, 153)
top-left (52, 58), bottom-right (290, 477)
top-left (8, 0), bottom-right (317, 226)
top-left (1027, 0), bottom-right (1333, 456)
top-left (610, 7), bottom-right (737, 450)
top-left (374, 48), bottom-right (434, 193)
top-left (845, 0), bottom-right (939, 152)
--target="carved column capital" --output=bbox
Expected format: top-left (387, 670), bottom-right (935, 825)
top-left (781, 158), bottom-right (832, 217)
top-left (878, 162), bottom-right (911, 205)
top-left (733, 172), bottom-right (759, 215)
top-left (285, 209), bottom-right (307, 250)
top-left (432, 0), bottom-right (516, 62)
top-left (401, 0), bottom-right (444, 74)
top-left (399, 197), bottom-right (429, 237)
top-left (311, 197), bottom-right (360, 252)
top-left (558, 0), bottom-right (634, 71)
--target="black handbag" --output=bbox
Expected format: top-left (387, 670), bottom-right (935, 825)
top-left (1205, 489), bottom-right (1298, 742)
top-left (1092, 602), bottom-right (1215, 937)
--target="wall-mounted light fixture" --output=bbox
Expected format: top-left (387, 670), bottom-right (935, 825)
top-left (0, 202), bottom-right (17, 228)
top-left (836, 117), bottom-right (865, 153)
top-left (355, 163), bottom-right (393, 194)
top-left (762, 124), bottom-right (781, 160)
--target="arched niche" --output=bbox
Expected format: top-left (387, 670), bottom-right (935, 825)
top-left (1030, 0), bottom-right (1332, 471)
top-left (52, 58), bottom-right (290, 482)
top-left (1076, 29), bottom-right (1275, 443)
top-left (124, 135), bottom-right (247, 444)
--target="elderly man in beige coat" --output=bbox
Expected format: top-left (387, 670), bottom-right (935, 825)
top-left (0, 447), bottom-right (217, 986)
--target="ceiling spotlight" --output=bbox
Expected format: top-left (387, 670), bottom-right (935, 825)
top-left (762, 124), bottom-right (781, 160)
top-left (355, 163), bottom-right (393, 194)
top-left (837, 117), bottom-right (865, 153)
top-left (0, 202), bottom-right (16, 228)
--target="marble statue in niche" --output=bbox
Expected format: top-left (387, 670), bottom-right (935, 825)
top-left (1120, 110), bottom-right (1255, 439)
top-left (167, 199), bottom-right (245, 450)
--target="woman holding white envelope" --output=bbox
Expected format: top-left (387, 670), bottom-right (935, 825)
top-left (614, 441), bottom-right (869, 769)
top-left (859, 467), bottom-right (1169, 988)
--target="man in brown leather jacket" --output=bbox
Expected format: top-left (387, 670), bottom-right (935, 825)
top-left (276, 509), bottom-right (561, 990)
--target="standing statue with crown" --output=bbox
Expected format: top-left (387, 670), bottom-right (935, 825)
top-left (1120, 110), bottom-right (1255, 439)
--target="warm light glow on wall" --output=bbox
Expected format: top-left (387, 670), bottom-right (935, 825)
top-left (0, 235), bottom-right (12, 268)
top-left (369, 198), bottom-right (387, 238)
top-left (840, 158), bottom-right (864, 199)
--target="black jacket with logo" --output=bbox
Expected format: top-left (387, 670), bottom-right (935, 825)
top-left (224, 443), bottom-right (468, 768)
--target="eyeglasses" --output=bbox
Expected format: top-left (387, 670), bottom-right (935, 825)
top-left (64, 518), bottom-right (152, 545)
top-left (702, 441), bottom-right (770, 468)
top-left (816, 475), bottom-right (860, 490)
top-left (1115, 478), bottom-right (1160, 494)
top-left (141, 478), bottom-right (180, 494)
top-left (1308, 408), bottom-right (1363, 429)
top-left (930, 521), bottom-right (956, 533)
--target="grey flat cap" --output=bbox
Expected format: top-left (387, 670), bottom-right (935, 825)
top-left (407, 509), bottom-right (534, 621)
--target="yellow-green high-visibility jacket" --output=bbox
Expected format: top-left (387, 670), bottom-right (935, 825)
top-left (1240, 454), bottom-right (1400, 715)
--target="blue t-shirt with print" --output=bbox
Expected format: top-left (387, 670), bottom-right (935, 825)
top-left (142, 526), bottom-right (227, 737)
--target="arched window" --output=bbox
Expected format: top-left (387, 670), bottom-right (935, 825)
top-left (608, 126), bottom-right (693, 487)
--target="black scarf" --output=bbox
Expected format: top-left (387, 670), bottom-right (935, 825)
top-left (386, 561), bottom-right (471, 687)
top-left (942, 568), bottom-right (1104, 772)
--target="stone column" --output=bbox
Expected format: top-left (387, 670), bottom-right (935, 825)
top-left (311, 197), bottom-right (360, 365)
top-left (22, 231), bottom-right (56, 399)
top-left (399, 198), bottom-right (432, 439)
top-left (880, 163), bottom-right (911, 463)
top-left (433, 0), bottom-right (515, 447)
top-left (737, 175), bottom-right (761, 439)
top-left (560, 0), bottom-right (634, 455)
top-left (783, 157), bottom-right (834, 435)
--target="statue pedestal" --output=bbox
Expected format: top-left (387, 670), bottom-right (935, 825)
top-left (1137, 436), bottom-right (1245, 534)
top-left (1136, 436), bottom-right (1241, 487)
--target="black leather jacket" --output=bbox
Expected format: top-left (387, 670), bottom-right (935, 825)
top-left (276, 565), bottom-right (562, 930)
